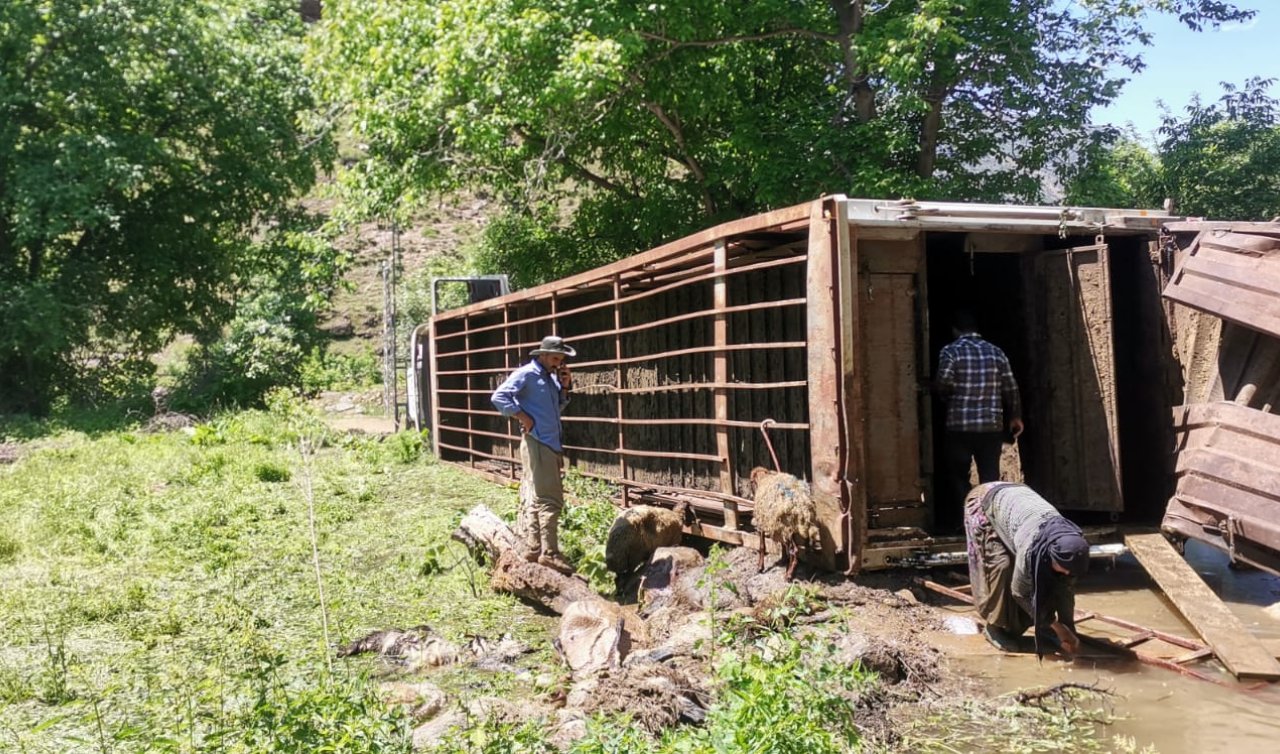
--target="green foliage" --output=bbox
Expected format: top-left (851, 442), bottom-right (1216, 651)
top-left (1156, 77), bottom-right (1280, 220)
top-left (254, 461), bottom-right (293, 483)
top-left (1067, 78), bottom-right (1280, 221)
top-left (228, 675), bottom-right (412, 753)
top-left (387, 430), bottom-right (431, 464)
top-left (1, 409), bottom-right (1157, 753)
top-left (0, 404), bottom-right (531, 751)
top-left (0, 0), bottom-right (332, 414)
top-left (1064, 132), bottom-right (1164, 209)
top-left (558, 472), bottom-right (620, 594)
top-left (312, 0), bottom-right (1252, 288)
top-left (301, 348), bottom-right (383, 394)
top-left (438, 719), bottom-right (558, 754)
top-left (400, 246), bottom-right (477, 325)
top-left (469, 209), bottom-right (626, 291)
top-left (172, 211), bottom-right (352, 411)
top-left (678, 636), bottom-right (867, 754)
top-left (0, 532), bottom-right (19, 564)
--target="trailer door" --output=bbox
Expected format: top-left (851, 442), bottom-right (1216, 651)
top-left (1023, 242), bottom-right (1123, 512)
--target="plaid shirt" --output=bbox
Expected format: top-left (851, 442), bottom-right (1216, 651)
top-left (937, 333), bottom-right (1021, 432)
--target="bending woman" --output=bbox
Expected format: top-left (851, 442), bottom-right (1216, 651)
top-left (964, 482), bottom-right (1090, 656)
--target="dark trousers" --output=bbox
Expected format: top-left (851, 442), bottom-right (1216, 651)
top-left (943, 430), bottom-right (1004, 527)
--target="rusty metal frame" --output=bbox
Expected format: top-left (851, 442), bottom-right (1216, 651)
top-left (428, 198), bottom-right (855, 566)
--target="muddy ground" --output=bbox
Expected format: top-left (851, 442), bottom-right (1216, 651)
top-left (348, 538), bottom-right (994, 750)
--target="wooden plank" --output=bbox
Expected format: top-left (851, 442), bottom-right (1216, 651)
top-left (1125, 532), bottom-right (1280, 680)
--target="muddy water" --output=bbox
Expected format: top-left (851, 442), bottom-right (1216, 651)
top-left (929, 541), bottom-right (1280, 754)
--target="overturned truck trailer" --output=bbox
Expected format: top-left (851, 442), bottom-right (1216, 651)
top-left (423, 196), bottom-right (1280, 574)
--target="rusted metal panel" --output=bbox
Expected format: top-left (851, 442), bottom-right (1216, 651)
top-left (1022, 243), bottom-right (1123, 512)
top-left (806, 198), bottom-right (850, 571)
top-left (861, 271), bottom-right (925, 526)
top-left (1163, 229), bottom-right (1280, 340)
top-left (1164, 401), bottom-right (1280, 576)
top-left (429, 198), bottom-right (821, 554)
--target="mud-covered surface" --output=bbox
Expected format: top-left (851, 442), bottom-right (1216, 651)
top-left (360, 540), bottom-right (977, 750)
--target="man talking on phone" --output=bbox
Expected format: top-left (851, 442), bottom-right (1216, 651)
top-left (491, 335), bottom-right (576, 574)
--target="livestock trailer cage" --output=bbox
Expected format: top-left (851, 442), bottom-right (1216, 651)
top-left (414, 196), bottom-right (1280, 575)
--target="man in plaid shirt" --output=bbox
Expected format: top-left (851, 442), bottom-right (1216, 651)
top-left (937, 310), bottom-right (1024, 520)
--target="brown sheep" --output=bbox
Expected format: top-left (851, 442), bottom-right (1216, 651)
top-left (605, 504), bottom-right (686, 594)
top-left (750, 466), bottom-right (819, 580)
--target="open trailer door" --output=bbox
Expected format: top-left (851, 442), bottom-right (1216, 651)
top-left (1023, 241), bottom-right (1123, 513)
top-left (1161, 226), bottom-right (1280, 576)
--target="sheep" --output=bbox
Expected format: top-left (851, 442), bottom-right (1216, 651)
top-left (605, 504), bottom-right (686, 595)
top-left (750, 466), bottom-right (819, 580)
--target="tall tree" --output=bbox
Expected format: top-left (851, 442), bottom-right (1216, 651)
top-left (1066, 78), bottom-right (1280, 220)
top-left (1157, 77), bottom-right (1280, 220)
top-left (0, 0), bottom-right (328, 413)
top-left (311, 1), bottom-right (1253, 286)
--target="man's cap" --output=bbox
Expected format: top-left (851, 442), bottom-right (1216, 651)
top-left (531, 335), bottom-right (576, 358)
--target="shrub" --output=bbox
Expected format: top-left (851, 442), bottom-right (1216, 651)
top-left (254, 462), bottom-right (292, 483)
top-left (175, 288), bottom-right (317, 410)
top-left (300, 349), bottom-right (382, 393)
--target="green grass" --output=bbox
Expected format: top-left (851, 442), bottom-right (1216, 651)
top-left (0, 403), bottom-right (1140, 754)
top-left (0, 404), bottom-right (540, 752)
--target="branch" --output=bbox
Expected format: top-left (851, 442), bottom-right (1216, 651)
top-left (642, 101), bottom-right (716, 216)
top-left (512, 126), bottom-right (639, 200)
top-left (1014, 681), bottom-right (1113, 707)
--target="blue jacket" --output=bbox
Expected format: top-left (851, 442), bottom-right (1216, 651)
top-left (490, 359), bottom-right (570, 452)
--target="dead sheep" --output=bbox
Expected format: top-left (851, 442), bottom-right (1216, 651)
top-left (751, 466), bottom-right (820, 580)
top-left (338, 625), bottom-right (531, 672)
top-left (338, 625), bottom-right (460, 669)
top-left (605, 504), bottom-right (686, 594)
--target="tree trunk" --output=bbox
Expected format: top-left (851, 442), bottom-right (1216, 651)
top-left (490, 550), bottom-right (602, 615)
top-left (452, 504), bottom-right (601, 614)
top-left (831, 0), bottom-right (875, 123)
top-left (916, 95), bottom-right (944, 179)
top-left (452, 505), bottom-right (521, 562)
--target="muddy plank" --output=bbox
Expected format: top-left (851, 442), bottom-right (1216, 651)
top-left (1125, 533), bottom-right (1280, 680)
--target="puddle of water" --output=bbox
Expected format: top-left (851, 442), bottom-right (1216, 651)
top-left (931, 541), bottom-right (1280, 754)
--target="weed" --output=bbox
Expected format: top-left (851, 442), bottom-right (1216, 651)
top-left (0, 407), bottom-right (1133, 753)
top-left (0, 663), bottom-right (32, 704)
top-left (558, 491), bottom-right (618, 594)
top-left (254, 461), bottom-right (292, 483)
top-left (0, 532), bottom-right (19, 564)
top-left (387, 429), bottom-right (430, 464)
top-left (437, 718), bottom-right (556, 754)
top-left (35, 623), bottom-right (74, 705)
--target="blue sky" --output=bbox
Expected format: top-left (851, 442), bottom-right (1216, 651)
top-left (1095, 5), bottom-right (1278, 142)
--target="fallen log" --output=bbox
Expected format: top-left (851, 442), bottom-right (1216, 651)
top-left (453, 504), bottom-right (653, 685)
top-left (452, 504), bottom-right (604, 615)
top-left (452, 505), bottom-right (521, 563)
top-left (491, 550), bottom-right (601, 615)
